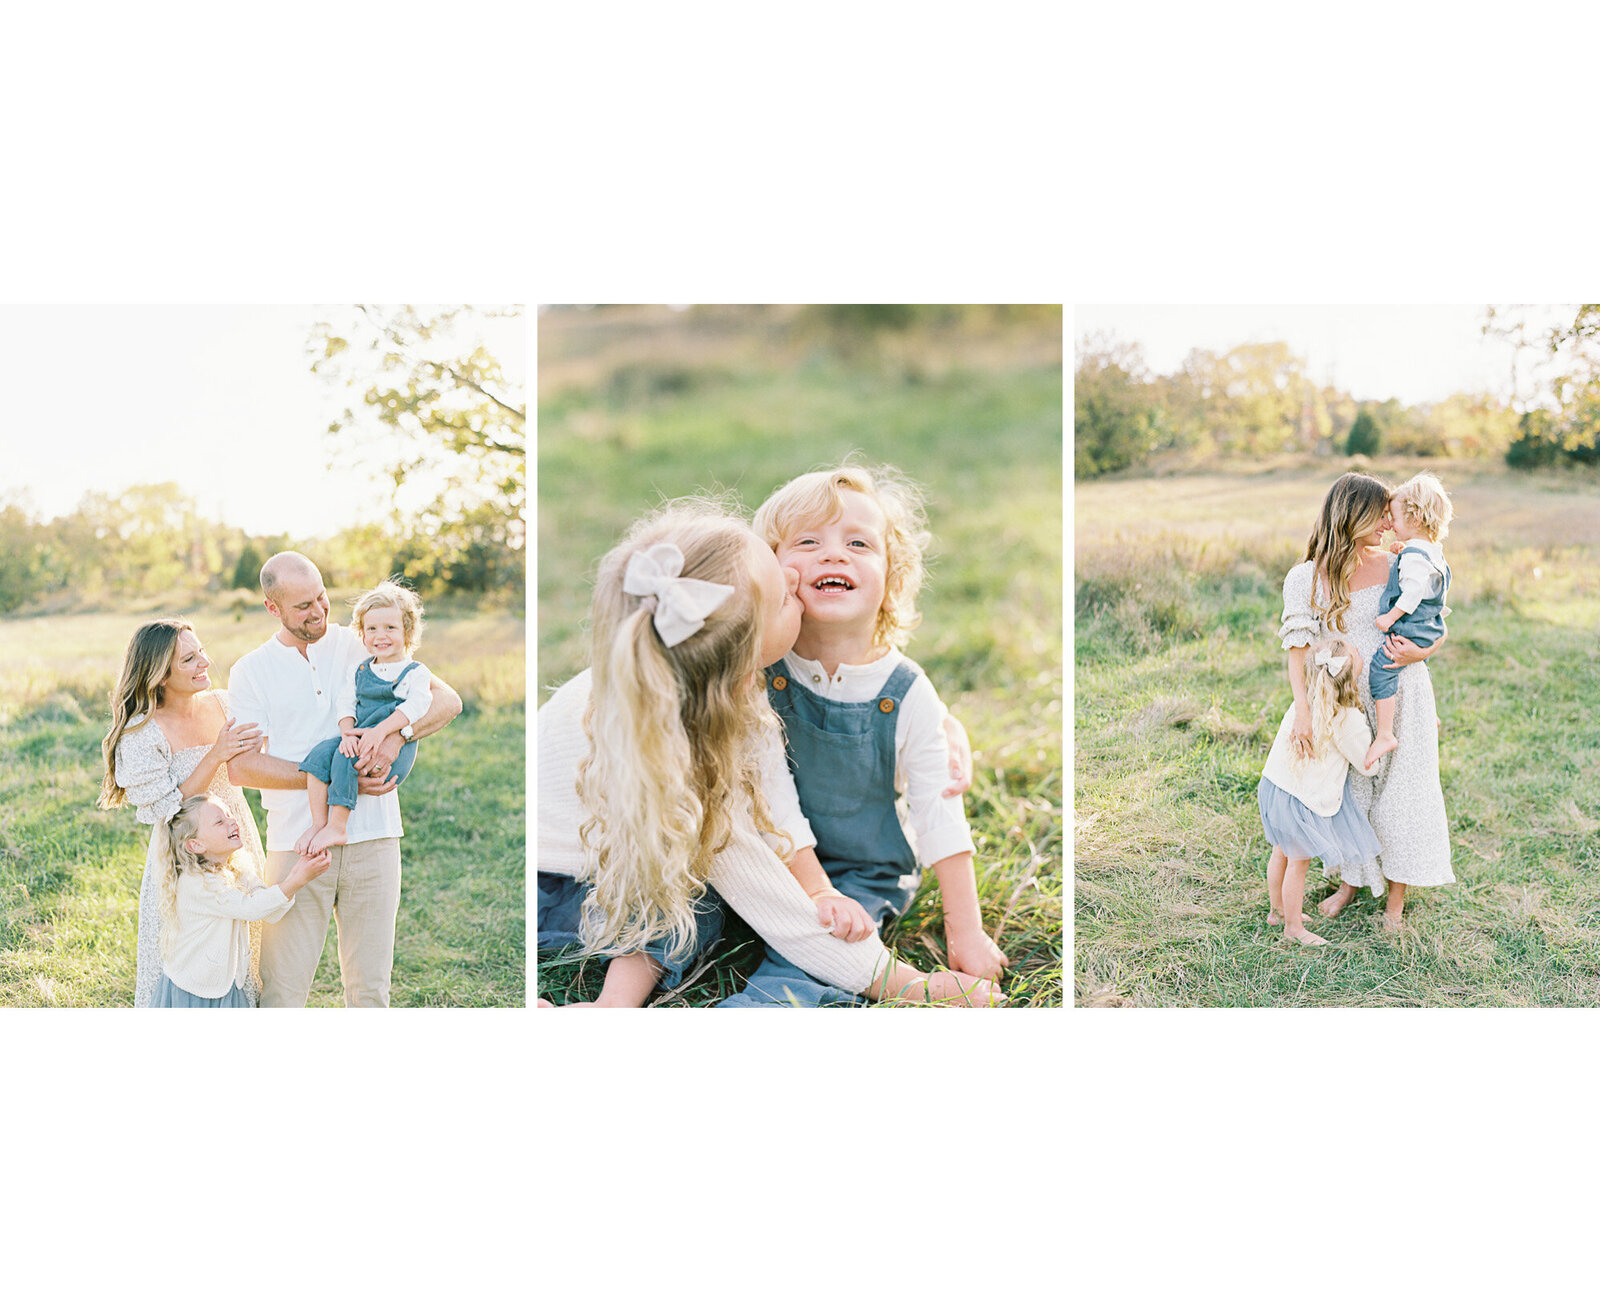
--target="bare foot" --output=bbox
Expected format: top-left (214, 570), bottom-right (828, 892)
top-left (1319, 887), bottom-right (1355, 918)
top-left (896, 970), bottom-right (1005, 1006)
top-left (1363, 733), bottom-right (1398, 771)
top-left (308, 822), bottom-right (348, 856)
top-left (293, 826), bottom-right (317, 856)
top-left (1381, 911), bottom-right (1404, 934)
top-left (536, 998), bottom-right (553, 1008)
top-left (1267, 908), bottom-right (1288, 927)
top-left (1284, 925), bottom-right (1328, 946)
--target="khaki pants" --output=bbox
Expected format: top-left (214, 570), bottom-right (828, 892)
top-left (259, 838), bottom-right (402, 1008)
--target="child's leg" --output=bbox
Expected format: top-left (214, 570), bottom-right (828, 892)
top-left (296, 776), bottom-right (331, 855)
top-left (539, 951), bottom-right (663, 1008)
top-left (1365, 696), bottom-right (1399, 769)
top-left (1265, 846), bottom-right (1288, 925)
top-left (310, 749), bottom-right (363, 855)
top-left (1383, 881), bottom-right (1408, 931)
top-left (1281, 857), bottom-right (1328, 946)
top-left (308, 805), bottom-right (351, 855)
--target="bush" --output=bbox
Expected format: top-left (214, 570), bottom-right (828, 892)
top-left (1346, 409), bottom-right (1380, 457)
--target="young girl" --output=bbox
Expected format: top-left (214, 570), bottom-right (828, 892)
top-left (295, 581), bottom-right (433, 856)
top-left (536, 499), bottom-right (1002, 1007)
top-left (1258, 635), bottom-right (1384, 945)
top-left (152, 795), bottom-right (330, 1007)
top-left (718, 462), bottom-right (1007, 1007)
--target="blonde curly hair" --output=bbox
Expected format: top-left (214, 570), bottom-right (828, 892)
top-left (351, 579), bottom-right (425, 653)
top-left (154, 796), bottom-right (265, 962)
top-left (753, 461), bottom-right (931, 650)
top-left (1301, 635), bottom-right (1365, 767)
top-left (1392, 472), bottom-right (1454, 543)
top-left (575, 499), bottom-right (791, 963)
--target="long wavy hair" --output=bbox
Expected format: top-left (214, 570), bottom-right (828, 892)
top-left (753, 461), bottom-right (931, 650)
top-left (574, 500), bottom-right (789, 962)
top-left (1303, 472), bottom-right (1392, 635)
top-left (98, 619), bottom-right (192, 810)
top-left (153, 796), bottom-right (264, 962)
top-left (1300, 635), bottom-right (1365, 767)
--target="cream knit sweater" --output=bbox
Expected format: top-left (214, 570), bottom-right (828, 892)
top-left (537, 670), bottom-right (890, 993)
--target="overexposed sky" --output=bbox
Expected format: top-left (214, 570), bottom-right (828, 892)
top-left (1073, 305), bottom-right (1576, 407)
top-left (0, 306), bottom-right (523, 538)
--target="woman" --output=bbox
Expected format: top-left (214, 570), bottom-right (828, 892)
top-left (1278, 472), bottom-right (1454, 929)
top-left (98, 620), bottom-right (267, 1006)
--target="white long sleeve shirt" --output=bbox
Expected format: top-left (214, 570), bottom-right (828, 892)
top-left (1393, 539), bottom-right (1450, 614)
top-left (164, 873), bottom-right (294, 997)
top-left (227, 624), bottom-right (403, 851)
top-left (1260, 704), bottom-right (1381, 817)
top-left (774, 649), bottom-right (975, 868)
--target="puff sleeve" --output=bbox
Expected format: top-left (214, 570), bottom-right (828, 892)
top-left (114, 720), bottom-right (184, 825)
top-left (1277, 561), bottom-right (1322, 651)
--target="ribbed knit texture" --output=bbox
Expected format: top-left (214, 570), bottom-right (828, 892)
top-left (538, 670), bottom-right (889, 993)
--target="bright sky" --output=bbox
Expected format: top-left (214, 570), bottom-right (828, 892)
top-left (1073, 305), bottom-right (1577, 407)
top-left (0, 306), bottom-right (524, 538)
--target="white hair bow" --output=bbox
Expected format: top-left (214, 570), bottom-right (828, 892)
top-left (1313, 647), bottom-right (1348, 677)
top-left (622, 542), bottom-right (736, 648)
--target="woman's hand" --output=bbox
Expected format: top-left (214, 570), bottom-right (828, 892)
top-left (214, 717), bottom-right (262, 761)
top-left (942, 714), bottom-right (973, 798)
top-left (814, 892), bottom-right (875, 943)
top-left (1291, 703), bottom-right (1314, 761)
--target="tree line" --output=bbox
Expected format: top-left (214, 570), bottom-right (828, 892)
top-left (1077, 305), bottom-right (1600, 478)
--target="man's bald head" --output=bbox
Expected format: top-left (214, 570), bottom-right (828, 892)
top-left (260, 551), bottom-right (330, 646)
top-left (260, 551), bottom-right (322, 604)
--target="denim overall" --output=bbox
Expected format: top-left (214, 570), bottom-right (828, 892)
top-left (717, 659), bottom-right (922, 1008)
top-left (535, 875), bottom-right (726, 992)
top-left (1368, 546), bottom-right (1451, 701)
top-left (299, 658), bottom-right (421, 809)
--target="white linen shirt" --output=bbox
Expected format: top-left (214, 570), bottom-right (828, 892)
top-left (334, 658), bottom-right (434, 727)
top-left (775, 649), bottom-right (975, 868)
top-left (165, 875), bottom-right (293, 998)
top-left (227, 624), bottom-right (404, 851)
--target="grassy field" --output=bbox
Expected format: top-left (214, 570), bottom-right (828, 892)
top-left (0, 601), bottom-right (525, 1007)
top-left (1075, 459), bottom-right (1600, 1006)
top-left (538, 305), bottom-right (1064, 1006)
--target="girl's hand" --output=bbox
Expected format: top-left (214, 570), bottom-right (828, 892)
top-left (815, 893), bottom-right (875, 943)
top-left (215, 717), bottom-right (263, 761)
top-left (947, 927), bottom-right (1009, 982)
top-left (293, 850), bottom-right (332, 882)
top-left (942, 714), bottom-right (973, 798)
top-left (1291, 703), bottom-right (1314, 761)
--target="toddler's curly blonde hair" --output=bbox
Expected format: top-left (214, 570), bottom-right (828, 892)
top-left (351, 579), bottom-right (425, 653)
top-left (753, 462), bottom-right (931, 650)
top-left (1393, 472), bottom-right (1454, 543)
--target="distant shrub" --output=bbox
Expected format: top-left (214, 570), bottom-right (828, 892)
top-left (1346, 409), bottom-right (1380, 457)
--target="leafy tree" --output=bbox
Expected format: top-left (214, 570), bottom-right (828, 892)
top-left (1074, 340), bottom-right (1169, 477)
top-left (309, 306), bottom-right (525, 593)
top-left (231, 540), bottom-right (264, 591)
top-left (1346, 408), bottom-right (1380, 457)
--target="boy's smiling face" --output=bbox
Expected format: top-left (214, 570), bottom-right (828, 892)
top-left (1389, 494), bottom-right (1422, 542)
top-left (776, 488), bottom-right (889, 648)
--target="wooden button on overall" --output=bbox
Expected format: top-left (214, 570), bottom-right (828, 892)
top-left (879, 698), bottom-right (895, 713)
top-left (771, 675), bottom-right (787, 690)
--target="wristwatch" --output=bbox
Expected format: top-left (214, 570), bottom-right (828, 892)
top-left (399, 723), bottom-right (414, 741)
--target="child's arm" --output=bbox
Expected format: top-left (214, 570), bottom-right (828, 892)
top-left (354, 708), bottom-right (413, 766)
top-left (198, 853), bottom-right (331, 921)
top-left (354, 672), bottom-right (460, 780)
top-left (1335, 711), bottom-right (1383, 777)
top-left (933, 850), bottom-right (1008, 980)
top-left (1287, 645), bottom-right (1314, 760)
top-left (786, 845), bottom-right (874, 943)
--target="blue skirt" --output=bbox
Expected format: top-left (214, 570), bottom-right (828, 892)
top-left (1258, 773), bottom-right (1382, 868)
top-left (151, 974), bottom-right (252, 1008)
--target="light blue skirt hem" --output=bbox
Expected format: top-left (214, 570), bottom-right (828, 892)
top-left (151, 974), bottom-right (252, 1008)
top-left (1258, 774), bottom-right (1382, 869)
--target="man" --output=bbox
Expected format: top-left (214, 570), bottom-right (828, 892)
top-left (227, 552), bottom-right (462, 1006)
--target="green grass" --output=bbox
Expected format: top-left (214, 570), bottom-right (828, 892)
top-left (537, 306), bottom-right (1064, 1006)
top-left (1075, 461), bottom-right (1600, 1006)
top-left (0, 603), bottom-right (525, 1007)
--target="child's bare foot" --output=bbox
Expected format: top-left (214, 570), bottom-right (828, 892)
top-left (536, 998), bottom-right (553, 1008)
top-left (913, 970), bottom-right (1005, 1006)
top-left (1283, 925), bottom-right (1328, 946)
top-left (308, 821), bottom-right (348, 856)
top-left (1363, 733), bottom-right (1398, 771)
top-left (1319, 886), bottom-right (1355, 918)
top-left (1381, 911), bottom-right (1404, 934)
top-left (293, 826), bottom-right (317, 856)
top-left (1267, 908), bottom-right (1287, 927)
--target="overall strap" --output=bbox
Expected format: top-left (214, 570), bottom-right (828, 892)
top-left (875, 658), bottom-right (920, 709)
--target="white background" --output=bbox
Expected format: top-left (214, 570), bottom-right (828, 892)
top-left (5, 3), bottom-right (1599, 1309)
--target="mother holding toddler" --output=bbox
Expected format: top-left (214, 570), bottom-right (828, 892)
top-left (1277, 471), bottom-right (1455, 930)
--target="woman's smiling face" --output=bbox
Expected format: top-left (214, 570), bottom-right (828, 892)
top-left (1357, 503), bottom-right (1393, 550)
